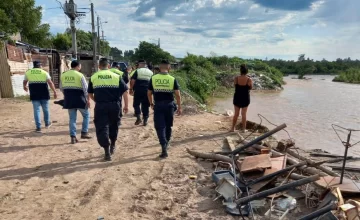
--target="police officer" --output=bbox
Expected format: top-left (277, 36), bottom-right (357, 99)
top-left (88, 58), bottom-right (129, 161)
top-left (148, 59), bottom-right (182, 158)
top-left (23, 61), bottom-right (58, 133)
top-left (110, 62), bottom-right (129, 84)
top-left (60, 60), bottom-right (92, 144)
top-left (130, 60), bottom-right (153, 126)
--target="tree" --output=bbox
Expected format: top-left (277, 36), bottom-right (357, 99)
top-left (298, 54), bottom-right (306, 62)
top-left (0, 0), bottom-right (52, 47)
top-left (110, 47), bottom-right (123, 60)
top-left (132, 41), bottom-right (175, 64)
top-left (52, 33), bottom-right (72, 51)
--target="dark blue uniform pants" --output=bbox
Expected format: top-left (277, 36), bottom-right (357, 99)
top-left (133, 89), bottom-right (150, 119)
top-left (154, 102), bottom-right (175, 146)
top-left (94, 102), bottom-right (121, 148)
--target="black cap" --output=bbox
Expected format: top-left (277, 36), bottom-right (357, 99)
top-left (111, 62), bottom-right (120, 68)
top-left (33, 61), bottom-right (41, 68)
top-left (138, 59), bottom-right (146, 63)
top-left (71, 60), bottom-right (80, 68)
top-left (160, 59), bottom-right (170, 64)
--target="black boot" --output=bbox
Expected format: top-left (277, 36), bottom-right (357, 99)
top-left (110, 141), bottom-right (116, 155)
top-left (143, 117), bottom-right (148, 126)
top-left (104, 146), bottom-right (111, 161)
top-left (135, 115), bottom-right (142, 125)
top-left (71, 136), bottom-right (78, 144)
top-left (159, 144), bottom-right (168, 159)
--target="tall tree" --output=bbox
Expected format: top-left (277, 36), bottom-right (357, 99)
top-left (0, 0), bottom-right (52, 47)
top-left (132, 41), bottom-right (175, 64)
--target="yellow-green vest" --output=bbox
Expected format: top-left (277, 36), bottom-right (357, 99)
top-left (137, 68), bottom-right (153, 81)
top-left (110, 68), bottom-right (124, 77)
top-left (129, 69), bottom-right (136, 78)
top-left (91, 70), bottom-right (120, 89)
top-left (25, 68), bottom-right (48, 83)
top-left (151, 74), bottom-right (175, 93)
top-left (61, 70), bottom-right (83, 89)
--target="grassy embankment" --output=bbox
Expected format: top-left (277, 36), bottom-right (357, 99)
top-left (170, 55), bottom-right (284, 104)
top-left (333, 68), bottom-right (360, 84)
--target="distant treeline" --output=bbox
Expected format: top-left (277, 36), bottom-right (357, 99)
top-left (263, 54), bottom-right (360, 78)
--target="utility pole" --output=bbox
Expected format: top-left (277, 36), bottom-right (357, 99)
top-left (97, 16), bottom-right (100, 55)
top-left (158, 38), bottom-right (160, 48)
top-left (64, 0), bottom-right (79, 59)
top-left (90, 3), bottom-right (98, 71)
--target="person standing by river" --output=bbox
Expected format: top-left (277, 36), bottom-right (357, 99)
top-left (230, 64), bottom-right (253, 132)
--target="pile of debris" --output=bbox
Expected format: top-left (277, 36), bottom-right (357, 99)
top-left (186, 123), bottom-right (360, 219)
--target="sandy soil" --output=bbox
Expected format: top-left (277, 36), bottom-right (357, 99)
top-left (0, 93), bottom-right (240, 220)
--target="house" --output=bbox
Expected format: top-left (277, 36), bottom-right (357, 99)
top-left (0, 41), bottom-right (70, 98)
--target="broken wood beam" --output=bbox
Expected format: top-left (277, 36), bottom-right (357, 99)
top-left (326, 164), bottom-right (360, 172)
top-left (310, 152), bottom-right (360, 160)
top-left (228, 123), bottom-right (287, 156)
top-left (247, 161), bottom-right (307, 186)
top-left (236, 175), bottom-right (320, 205)
top-left (186, 148), bottom-right (233, 163)
top-left (286, 149), bottom-right (339, 177)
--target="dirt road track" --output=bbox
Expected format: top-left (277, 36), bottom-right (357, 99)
top-left (0, 95), bottom-right (238, 220)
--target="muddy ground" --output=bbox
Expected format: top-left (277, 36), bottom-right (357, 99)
top-left (0, 94), bottom-right (244, 220)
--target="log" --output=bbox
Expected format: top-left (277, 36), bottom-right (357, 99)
top-left (236, 175), bottom-right (320, 205)
top-left (186, 148), bottom-right (233, 163)
top-left (326, 164), bottom-right (360, 172)
top-left (286, 149), bottom-right (339, 177)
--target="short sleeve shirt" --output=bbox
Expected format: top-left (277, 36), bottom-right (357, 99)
top-left (148, 73), bottom-right (179, 102)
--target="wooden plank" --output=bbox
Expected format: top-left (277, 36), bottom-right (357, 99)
top-left (0, 42), bottom-right (13, 98)
top-left (225, 136), bottom-right (236, 152)
top-left (241, 154), bottom-right (271, 173)
top-left (249, 156), bottom-right (287, 192)
top-left (316, 176), bottom-right (360, 194)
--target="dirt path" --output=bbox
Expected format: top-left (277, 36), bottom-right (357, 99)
top-left (0, 94), bottom-right (237, 220)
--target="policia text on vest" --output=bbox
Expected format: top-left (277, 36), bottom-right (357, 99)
top-left (87, 61), bottom-right (129, 161)
top-left (23, 64), bottom-right (58, 132)
top-left (148, 69), bottom-right (182, 159)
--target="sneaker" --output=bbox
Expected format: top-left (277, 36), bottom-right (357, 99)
top-left (71, 136), bottom-right (78, 144)
top-left (81, 133), bottom-right (92, 139)
top-left (45, 122), bottom-right (52, 129)
top-left (35, 128), bottom-right (42, 133)
top-left (135, 119), bottom-right (142, 125)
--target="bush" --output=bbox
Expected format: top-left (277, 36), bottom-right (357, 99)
top-left (333, 68), bottom-right (360, 83)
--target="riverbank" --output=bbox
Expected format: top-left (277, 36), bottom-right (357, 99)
top-left (0, 93), bottom-right (244, 220)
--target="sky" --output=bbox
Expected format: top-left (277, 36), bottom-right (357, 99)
top-left (35, 0), bottom-right (360, 61)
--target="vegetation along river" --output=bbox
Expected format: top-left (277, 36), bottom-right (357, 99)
top-left (213, 75), bottom-right (360, 156)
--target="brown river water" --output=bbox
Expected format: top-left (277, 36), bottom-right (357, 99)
top-left (213, 75), bottom-right (360, 156)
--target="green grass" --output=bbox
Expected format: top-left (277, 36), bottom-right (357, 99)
top-left (333, 68), bottom-right (360, 84)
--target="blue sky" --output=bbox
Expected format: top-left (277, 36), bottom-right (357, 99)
top-left (35, 0), bottom-right (360, 60)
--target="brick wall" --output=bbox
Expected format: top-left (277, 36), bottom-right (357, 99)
top-left (8, 60), bottom-right (30, 75)
top-left (6, 44), bottom-right (24, 62)
top-left (31, 54), bottom-right (48, 66)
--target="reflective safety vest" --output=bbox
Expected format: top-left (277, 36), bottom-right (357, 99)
top-left (129, 70), bottom-right (136, 78)
top-left (61, 70), bottom-right (83, 90)
top-left (25, 68), bottom-right (50, 101)
top-left (151, 74), bottom-right (175, 93)
top-left (110, 68), bottom-right (124, 77)
top-left (91, 70), bottom-right (120, 89)
top-left (60, 70), bottom-right (87, 109)
top-left (25, 68), bottom-right (48, 84)
top-left (136, 68), bottom-right (153, 81)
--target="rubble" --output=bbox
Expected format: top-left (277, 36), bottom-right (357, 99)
top-left (185, 121), bottom-right (360, 219)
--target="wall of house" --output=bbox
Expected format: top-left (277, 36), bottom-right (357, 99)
top-left (11, 74), bottom-right (27, 97)
top-left (79, 60), bottom-right (94, 77)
